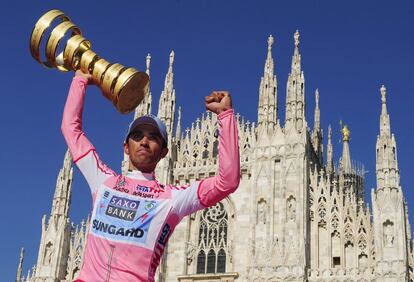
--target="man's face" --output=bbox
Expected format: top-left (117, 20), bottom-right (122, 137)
top-left (124, 124), bottom-right (168, 173)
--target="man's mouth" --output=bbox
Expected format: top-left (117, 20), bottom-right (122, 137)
top-left (137, 148), bottom-right (151, 154)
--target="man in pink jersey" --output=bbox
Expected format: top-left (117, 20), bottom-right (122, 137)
top-left (61, 70), bottom-right (240, 281)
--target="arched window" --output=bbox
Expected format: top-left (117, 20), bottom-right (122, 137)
top-left (196, 250), bottom-right (206, 273)
top-left (196, 202), bottom-right (228, 274)
top-left (202, 150), bottom-right (209, 159)
top-left (212, 140), bottom-right (219, 158)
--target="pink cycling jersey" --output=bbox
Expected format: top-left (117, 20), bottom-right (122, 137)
top-left (61, 75), bottom-right (240, 282)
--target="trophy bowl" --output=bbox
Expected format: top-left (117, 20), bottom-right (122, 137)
top-left (30, 9), bottom-right (149, 114)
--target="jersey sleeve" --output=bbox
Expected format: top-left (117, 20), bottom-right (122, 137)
top-left (61, 75), bottom-right (115, 194)
top-left (171, 109), bottom-right (240, 218)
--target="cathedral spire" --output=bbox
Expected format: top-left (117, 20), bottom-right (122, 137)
top-left (156, 51), bottom-right (177, 184)
top-left (134, 53), bottom-right (153, 119)
top-left (51, 150), bottom-right (73, 220)
top-left (326, 125), bottom-right (334, 174)
top-left (379, 85), bottom-right (391, 137)
top-left (314, 89), bottom-right (320, 131)
top-left (16, 247), bottom-right (24, 282)
top-left (258, 35), bottom-right (278, 128)
top-left (340, 124), bottom-right (352, 174)
top-left (265, 35), bottom-right (274, 77)
top-left (175, 106), bottom-right (182, 141)
top-left (312, 89), bottom-right (323, 162)
top-left (285, 30), bottom-right (305, 131)
top-left (165, 50), bottom-right (175, 93)
top-left (35, 150), bottom-right (72, 280)
top-left (372, 85), bottom-right (408, 270)
top-left (158, 50), bottom-right (176, 139)
top-left (292, 30), bottom-right (301, 76)
top-left (375, 85), bottom-right (399, 190)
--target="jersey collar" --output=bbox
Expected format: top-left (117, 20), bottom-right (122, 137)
top-left (126, 169), bottom-right (155, 181)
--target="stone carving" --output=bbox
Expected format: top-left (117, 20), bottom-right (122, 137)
top-left (186, 242), bottom-right (196, 265)
top-left (44, 242), bottom-right (53, 265)
top-left (287, 196), bottom-right (296, 222)
top-left (257, 199), bottom-right (267, 225)
top-left (383, 220), bottom-right (394, 247)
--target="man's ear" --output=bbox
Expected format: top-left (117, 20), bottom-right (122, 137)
top-left (124, 142), bottom-right (130, 156)
top-left (160, 147), bottom-right (169, 159)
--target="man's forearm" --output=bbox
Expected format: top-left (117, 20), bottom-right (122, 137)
top-left (197, 109), bottom-right (240, 207)
top-left (61, 75), bottom-right (94, 161)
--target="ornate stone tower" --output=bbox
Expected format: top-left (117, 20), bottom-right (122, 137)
top-left (34, 150), bottom-right (73, 281)
top-left (372, 85), bottom-right (410, 281)
top-left (312, 89), bottom-right (323, 163)
top-left (273, 29), bottom-right (310, 275)
top-left (156, 50), bottom-right (177, 184)
top-left (16, 247), bottom-right (24, 282)
top-left (257, 35), bottom-right (278, 132)
top-left (135, 53), bottom-right (153, 119)
top-left (285, 30), bottom-right (305, 132)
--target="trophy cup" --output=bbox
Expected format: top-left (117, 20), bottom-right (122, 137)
top-left (30, 9), bottom-right (149, 114)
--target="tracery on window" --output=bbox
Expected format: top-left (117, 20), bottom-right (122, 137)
top-left (196, 202), bottom-right (228, 274)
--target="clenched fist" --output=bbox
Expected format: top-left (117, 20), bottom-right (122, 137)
top-left (205, 91), bottom-right (232, 115)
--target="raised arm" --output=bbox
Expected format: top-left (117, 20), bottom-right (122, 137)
top-left (197, 104), bottom-right (240, 207)
top-left (171, 92), bottom-right (240, 217)
top-left (61, 73), bottom-right (115, 194)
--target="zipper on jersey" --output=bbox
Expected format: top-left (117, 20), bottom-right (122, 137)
top-left (105, 244), bottom-right (115, 282)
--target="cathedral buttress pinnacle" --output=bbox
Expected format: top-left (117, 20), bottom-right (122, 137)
top-left (158, 50), bottom-right (176, 142)
top-left (285, 30), bottom-right (305, 131)
top-left (175, 106), bottom-right (182, 141)
top-left (314, 89), bottom-right (320, 131)
top-left (312, 89), bottom-right (323, 163)
top-left (34, 150), bottom-right (73, 280)
top-left (326, 125), bottom-right (334, 174)
top-left (375, 85), bottom-right (400, 190)
top-left (16, 247), bottom-right (24, 282)
top-left (50, 149), bottom-right (73, 221)
top-left (258, 35), bottom-right (278, 129)
top-left (340, 124), bottom-right (352, 174)
top-left (372, 85), bottom-right (409, 273)
top-left (134, 53), bottom-right (153, 119)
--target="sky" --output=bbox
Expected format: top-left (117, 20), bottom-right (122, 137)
top-left (1, 0), bottom-right (414, 279)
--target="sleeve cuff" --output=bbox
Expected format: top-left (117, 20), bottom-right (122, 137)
top-left (73, 75), bottom-right (88, 84)
top-left (218, 108), bottom-right (234, 120)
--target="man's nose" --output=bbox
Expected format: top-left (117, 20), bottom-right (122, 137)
top-left (139, 135), bottom-right (150, 146)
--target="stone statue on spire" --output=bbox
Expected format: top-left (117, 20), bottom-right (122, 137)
top-left (146, 53), bottom-right (151, 76)
top-left (315, 89), bottom-right (319, 106)
top-left (268, 35), bottom-right (274, 50)
top-left (294, 30), bottom-right (300, 47)
top-left (169, 50), bottom-right (175, 67)
top-left (380, 84), bottom-right (387, 104)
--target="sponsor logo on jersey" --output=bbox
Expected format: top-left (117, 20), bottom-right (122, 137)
top-left (158, 223), bottom-right (171, 246)
top-left (92, 219), bottom-right (144, 238)
top-left (105, 195), bottom-right (139, 221)
top-left (91, 188), bottom-right (160, 246)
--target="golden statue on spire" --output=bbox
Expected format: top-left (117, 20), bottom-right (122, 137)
top-left (341, 124), bottom-right (350, 142)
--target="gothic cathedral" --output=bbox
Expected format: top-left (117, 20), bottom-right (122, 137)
top-left (17, 31), bottom-right (414, 282)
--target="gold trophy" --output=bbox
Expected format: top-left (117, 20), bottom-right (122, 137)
top-left (30, 9), bottom-right (149, 114)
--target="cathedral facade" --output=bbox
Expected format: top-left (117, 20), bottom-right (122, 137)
top-left (17, 31), bottom-right (414, 282)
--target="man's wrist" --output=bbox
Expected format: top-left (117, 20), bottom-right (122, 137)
top-left (217, 107), bottom-right (232, 115)
top-left (74, 75), bottom-right (88, 84)
top-left (218, 108), bottom-right (234, 119)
